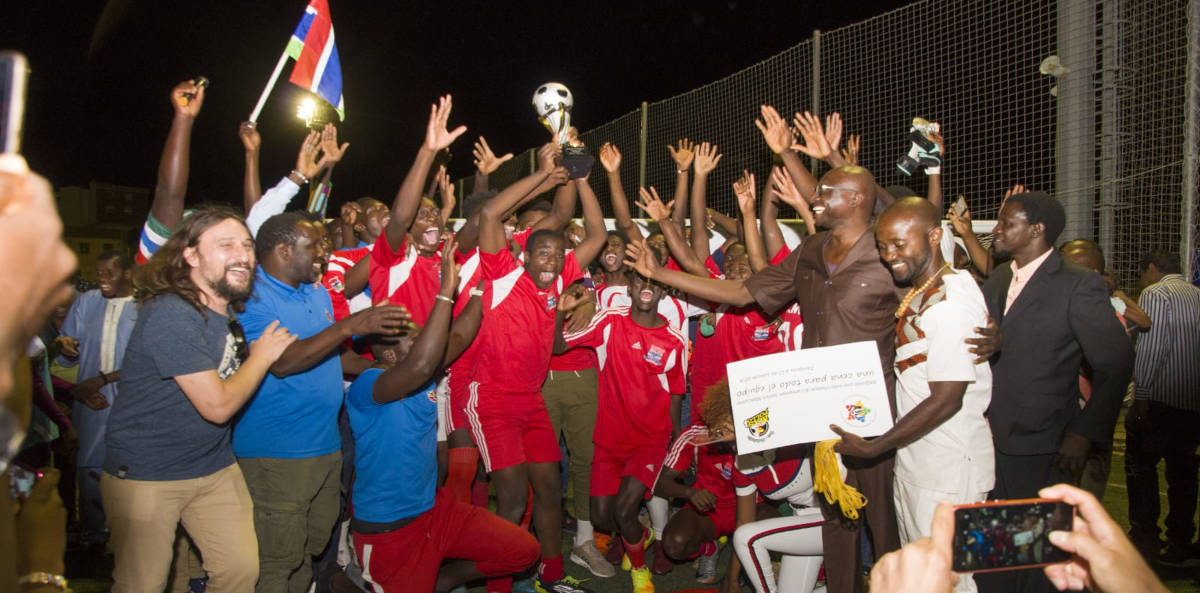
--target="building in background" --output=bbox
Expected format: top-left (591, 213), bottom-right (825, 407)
top-left (57, 182), bottom-right (148, 282)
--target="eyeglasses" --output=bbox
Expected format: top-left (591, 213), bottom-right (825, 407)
top-left (816, 184), bottom-right (858, 197)
top-left (228, 316), bottom-right (249, 363)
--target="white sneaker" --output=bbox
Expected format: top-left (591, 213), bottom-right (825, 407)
top-left (571, 541), bottom-right (617, 578)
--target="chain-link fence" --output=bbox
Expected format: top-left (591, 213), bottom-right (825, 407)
top-left (457, 0), bottom-right (1198, 285)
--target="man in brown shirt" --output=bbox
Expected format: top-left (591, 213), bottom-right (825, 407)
top-left (627, 165), bottom-right (900, 593)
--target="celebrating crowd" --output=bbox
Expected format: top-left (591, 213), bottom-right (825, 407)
top-left (4, 75), bottom-right (1197, 593)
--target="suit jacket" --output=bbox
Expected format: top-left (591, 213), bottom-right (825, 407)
top-left (982, 249), bottom-right (1133, 455)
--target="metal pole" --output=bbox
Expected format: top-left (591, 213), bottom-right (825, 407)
top-left (811, 30), bottom-right (822, 174)
top-left (1098, 0), bottom-right (1123, 264)
top-left (1056, 0), bottom-right (1097, 242)
top-left (638, 101), bottom-right (649, 190)
top-left (1184, 0), bottom-right (1199, 281)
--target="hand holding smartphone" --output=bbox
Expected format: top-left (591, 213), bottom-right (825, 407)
top-left (0, 51), bottom-right (29, 155)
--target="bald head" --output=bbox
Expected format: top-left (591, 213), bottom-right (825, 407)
top-left (878, 197), bottom-right (940, 233)
top-left (813, 166), bottom-right (877, 227)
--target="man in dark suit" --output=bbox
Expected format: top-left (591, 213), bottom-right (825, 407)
top-left (976, 192), bottom-right (1133, 593)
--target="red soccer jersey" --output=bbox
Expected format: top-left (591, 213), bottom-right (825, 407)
top-left (690, 307), bottom-right (786, 422)
top-left (563, 306), bottom-right (687, 450)
top-left (665, 254), bottom-right (725, 280)
top-left (469, 247), bottom-right (583, 394)
top-left (322, 246), bottom-right (371, 322)
top-left (664, 424), bottom-right (737, 508)
top-left (549, 276), bottom-right (598, 372)
top-left (769, 246), bottom-right (804, 351)
top-left (597, 285), bottom-right (697, 334)
top-left (369, 233), bottom-right (443, 327)
top-left (731, 445), bottom-right (819, 508)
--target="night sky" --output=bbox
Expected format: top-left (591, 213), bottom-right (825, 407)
top-left (5, 0), bottom-right (907, 209)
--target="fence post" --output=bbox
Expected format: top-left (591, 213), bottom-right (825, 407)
top-left (811, 29), bottom-right (822, 174)
top-left (1056, 0), bottom-right (1097, 242)
top-left (1098, 0), bottom-right (1123, 263)
top-left (638, 101), bottom-right (649, 191)
top-left (1185, 0), bottom-right (1199, 281)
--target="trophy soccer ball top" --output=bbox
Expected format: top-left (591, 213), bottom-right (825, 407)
top-left (532, 82), bottom-right (573, 144)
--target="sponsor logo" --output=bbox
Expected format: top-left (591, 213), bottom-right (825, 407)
top-left (842, 397), bottom-right (875, 426)
top-left (744, 408), bottom-right (772, 441)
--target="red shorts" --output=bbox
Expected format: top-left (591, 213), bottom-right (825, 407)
top-left (352, 489), bottom-right (539, 593)
top-left (685, 496), bottom-right (738, 537)
top-left (465, 383), bottom-right (561, 473)
top-left (445, 367), bottom-right (470, 435)
top-left (590, 440), bottom-right (670, 498)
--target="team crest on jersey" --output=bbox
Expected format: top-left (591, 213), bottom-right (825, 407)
top-left (716, 461), bottom-right (733, 480)
top-left (643, 344), bottom-right (665, 365)
top-left (744, 408), bottom-right (772, 441)
top-left (842, 397), bottom-right (875, 426)
top-left (329, 277), bottom-right (344, 292)
top-left (425, 387), bottom-right (437, 403)
top-left (544, 293), bottom-right (557, 311)
top-left (753, 326), bottom-right (772, 341)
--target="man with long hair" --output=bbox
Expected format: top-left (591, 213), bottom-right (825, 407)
top-left (102, 206), bottom-right (296, 593)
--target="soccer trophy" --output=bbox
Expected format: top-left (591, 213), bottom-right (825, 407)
top-left (532, 82), bottom-right (593, 178)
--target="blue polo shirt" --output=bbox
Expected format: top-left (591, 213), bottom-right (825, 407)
top-left (346, 369), bottom-right (437, 523)
top-left (233, 267), bottom-right (343, 459)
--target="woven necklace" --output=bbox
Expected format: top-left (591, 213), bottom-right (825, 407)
top-left (895, 263), bottom-right (950, 318)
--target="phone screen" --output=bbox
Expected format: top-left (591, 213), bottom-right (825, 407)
top-left (7, 465), bottom-right (37, 499)
top-left (952, 499), bottom-right (1074, 572)
top-left (0, 51), bottom-right (29, 154)
top-left (953, 196), bottom-right (968, 217)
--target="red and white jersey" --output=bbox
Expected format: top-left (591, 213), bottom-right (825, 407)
top-left (769, 245), bottom-right (804, 350)
top-left (369, 233), bottom-right (442, 326)
top-left (732, 446), bottom-right (820, 508)
top-left (664, 424), bottom-right (737, 506)
top-left (469, 247), bottom-right (583, 394)
top-left (597, 285), bottom-right (705, 334)
top-left (563, 306), bottom-right (687, 450)
top-left (549, 275), bottom-right (598, 372)
top-left (666, 254), bottom-right (725, 280)
top-left (690, 306), bottom-right (787, 421)
top-left (322, 246), bottom-right (371, 322)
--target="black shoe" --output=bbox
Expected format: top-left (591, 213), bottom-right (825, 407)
top-left (1158, 545), bottom-right (1200, 567)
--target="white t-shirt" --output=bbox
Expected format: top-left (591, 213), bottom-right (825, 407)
top-left (893, 270), bottom-right (994, 495)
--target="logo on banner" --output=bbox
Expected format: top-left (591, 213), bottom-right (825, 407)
top-left (744, 408), bottom-right (772, 441)
top-left (842, 397), bottom-right (875, 426)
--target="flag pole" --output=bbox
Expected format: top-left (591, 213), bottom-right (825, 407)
top-left (249, 51), bottom-right (291, 123)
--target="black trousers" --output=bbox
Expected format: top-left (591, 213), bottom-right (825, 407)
top-left (1125, 401), bottom-right (1200, 549)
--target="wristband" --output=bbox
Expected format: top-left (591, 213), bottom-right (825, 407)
top-left (469, 288), bottom-right (485, 298)
top-left (676, 169), bottom-right (687, 175)
top-left (19, 573), bottom-right (69, 591)
top-left (290, 169), bottom-right (309, 185)
top-left (435, 294), bottom-right (453, 304)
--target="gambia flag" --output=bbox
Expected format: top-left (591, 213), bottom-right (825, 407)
top-left (286, 0), bottom-right (344, 119)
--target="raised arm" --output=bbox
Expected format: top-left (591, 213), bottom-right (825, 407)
top-left (926, 131), bottom-right (944, 210)
top-left (453, 137), bottom-right (514, 252)
top-left (756, 105), bottom-right (818, 201)
top-left (770, 165), bottom-right (817, 237)
top-left (638, 187), bottom-right (708, 276)
top-left (735, 172), bottom-right (769, 273)
top-left (689, 142), bottom-right (722, 263)
top-left (152, 80), bottom-right (206, 233)
top-left (625, 240), bottom-right (755, 306)
top-left (600, 142), bottom-right (644, 244)
top-left (238, 121), bottom-right (262, 212)
top-left (383, 95), bottom-right (467, 250)
top-left (478, 143), bottom-right (562, 254)
top-left (947, 198), bottom-right (992, 276)
top-left (668, 139), bottom-right (695, 227)
top-left (372, 241), bottom-right (460, 403)
top-left (760, 179), bottom-right (786, 260)
top-left (531, 175), bottom-right (578, 233)
top-left (572, 175), bottom-right (608, 268)
top-left (445, 291), bottom-right (483, 366)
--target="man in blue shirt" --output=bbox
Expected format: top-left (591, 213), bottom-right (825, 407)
top-left (346, 239), bottom-right (539, 593)
top-left (236, 212), bottom-right (409, 593)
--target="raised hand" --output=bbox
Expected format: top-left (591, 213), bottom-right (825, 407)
top-left (668, 138), bottom-right (696, 171)
top-left (770, 166), bottom-right (810, 213)
top-left (318, 122), bottom-right (350, 167)
top-left (930, 131), bottom-right (945, 157)
top-left (295, 130), bottom-right (323, 180)
top-left (841, 134), bottom-right (861, 166)
top-left (473, 136), bottom-right (513, 175)
top-left (439, 238), bottom-right (459, 293)
top-left (424, 94), bottom-right (468, 152)
top-left (824, 112), bottom-right (844, 156)
top-left (755, 105), bottom-right (795, 154)
top-left (693, 141), bottom-right (723, 176)
top-left (623, 240), bottom-right (661, 279)
top-left (792, 111), bottom-right (833, 159)
top-left (947, 196), bottom-right (972, 235)
top-left (536, 142), bottom-right (563, 172)
top-left (436, 165), bottom-right (456, 213)
top-left (340, 201), bottom-right (362, 226)
top-left (1003, 183), bottom-right (1027, 204)
top-left (599, 142), bottom-right (622, 173)
top-left (636, 186), bottom-right (675, 222)
top-left (171, 79), bottom-right (206, 118)
top-left (556, 286), bottom-right (588, 312)
top-left (733, 170), bottom-right (756, 215)
top-left (251, 321), bottom-right (298, 364)
top-left (238, 121), bottom-right (261, 153)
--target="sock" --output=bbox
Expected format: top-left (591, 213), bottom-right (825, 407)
top-left (539, 555), bottom-right (564, 582)
top-left (575, 519), bottom-right (594, 546)
top-left (623, 528), bottom-right (649, 570)
top-left (519, 485), bottom-right (534, 530)
top-left (485, 577), bottom-right (512, 593)
top-left (471, 480), bottom-right (490, 508)
top-left (445, 447), bottom-right (479, 504)
top-left (648, 496), bottom-right (669, 536)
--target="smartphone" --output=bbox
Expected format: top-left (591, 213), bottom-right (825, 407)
top-left (953, 195), bottom-right (968, 218)
top-left (952, 498), bottom-right (1074, 573)
top-left (0, 51), bottom-right (29, 154)
top-left (7, 464), bottom-right (40, 499)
